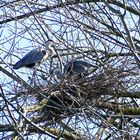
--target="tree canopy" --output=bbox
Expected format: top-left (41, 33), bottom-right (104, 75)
top-left (0, 0), bottom-right (140, 139)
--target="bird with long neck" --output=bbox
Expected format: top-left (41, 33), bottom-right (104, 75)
top-left (13, 40), bottom-right (57, 69)
top-left (52, 60), bottom-right (96, 79)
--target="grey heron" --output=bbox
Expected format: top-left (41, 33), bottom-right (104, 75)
top-left (13, 40), bottom-right (57, 69)
top-left (52, 60), bottom-right (95, 79)
top-left (64, 60), bottom-right (94, 76)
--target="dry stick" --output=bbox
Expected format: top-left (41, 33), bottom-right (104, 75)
top-left (107, 4), bottom-right (140, 67)
top-left (0, 66), bottom-right (81, 139)
top-left (94, 116), bottom-right (113, 140)
top-left (24, 0), bottom-right (49, 40)
top-left (0, 66), bottom-right (65, 111)
top-left (121, 16), bottom-right (140, 67)
top-left (87, 105), bottom-right (122, 139)
top-left (106, 5), bottom-right (139, 107)
top-left (0, 0), bottom-right (139, 25)
top-left (0, 85), bottom-right (25, 140)
top-left (0, 66), bottom-right (30, 89)
top-left (0, 90), bottom-right (58, 139)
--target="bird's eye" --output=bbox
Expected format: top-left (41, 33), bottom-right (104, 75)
top-left (42, 50), bottom-right (46, 55)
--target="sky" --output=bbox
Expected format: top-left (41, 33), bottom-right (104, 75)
top-left (0, 0), bottom-right (140, 139)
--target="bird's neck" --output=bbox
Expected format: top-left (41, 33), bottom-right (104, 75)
top-left (48, 46), bottom-right (57, 57)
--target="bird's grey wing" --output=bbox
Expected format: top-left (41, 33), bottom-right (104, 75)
top-left (64, 61), bottom-right (85, 74)
top-left (21, 49), bottom-right (44, 64)
top-left (72, 64), bottom-right (86, 73)
top-left (13, 49), bottom-right (45, 69)
top-left (73, 60), bottom-right (94, 68)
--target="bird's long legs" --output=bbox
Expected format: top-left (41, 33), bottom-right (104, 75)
top-left (29, 65), bottom-right (39, 86)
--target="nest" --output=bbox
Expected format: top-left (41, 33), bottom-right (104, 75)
top-left (33, 67), bottom-right (131, 122)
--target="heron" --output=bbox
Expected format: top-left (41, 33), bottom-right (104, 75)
top-left (52, 60), bottom-right (95, 79)
top-left (13, 40), bottom-right (57, 69)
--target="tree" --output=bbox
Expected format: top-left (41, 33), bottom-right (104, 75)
top-left (0, 0), bottom-right (140, 139)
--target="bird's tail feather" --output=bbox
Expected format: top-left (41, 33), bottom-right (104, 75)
top-left (13, 61), bottom-right (22, 69)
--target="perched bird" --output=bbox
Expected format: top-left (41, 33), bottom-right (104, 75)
top-left (13, 40), bottom-right (57, 69)
top-left (64, 60), bottom-right (94, 76)
top-left (52, 60), bottom-right (95, 79)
